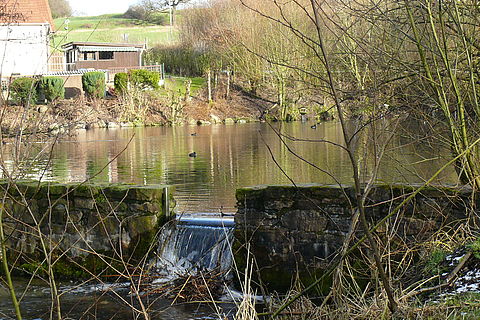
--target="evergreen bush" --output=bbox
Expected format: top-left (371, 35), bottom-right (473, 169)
top-left (39, 77), bottom-right (65, 102)
top-left (82, 72), bottom-right (106, 98)
top-left (114, 72), bottom-right (129, 94)
top-left (10, 77), bottom-right (38, 106)
top-left (129, 69), bottom-right (160, 89)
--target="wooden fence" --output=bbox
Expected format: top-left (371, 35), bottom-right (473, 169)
top-left (48, 52), bottom-right (65, 72)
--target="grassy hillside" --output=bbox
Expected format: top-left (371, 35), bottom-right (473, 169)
top-left (51, 14), bottom-right (178, 50)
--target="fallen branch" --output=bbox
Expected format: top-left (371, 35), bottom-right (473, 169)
top-left (402, 251), bottom-right (472, 300)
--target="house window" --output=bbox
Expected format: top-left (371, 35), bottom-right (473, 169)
top-left (80, 52), bottom-right (96, 61)
top-left (99, 51), bottom-right (114, 60)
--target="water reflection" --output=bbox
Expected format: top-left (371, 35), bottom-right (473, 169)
top-left (2, 122), bottom-right (457, 213)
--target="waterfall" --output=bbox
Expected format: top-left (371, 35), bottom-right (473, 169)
top-left (155, 217), bottom-right (234, 280)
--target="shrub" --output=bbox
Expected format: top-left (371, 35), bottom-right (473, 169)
top-left (82, 71), bottom-right (106, 98)
top-left (148, 12), bottom-right (168, 25)
top-left (114, 72), bottom-right (129, 94)
top-left (123, 5), bottom-right (148, 21)
top-left (10, 77), bottom-right (38, 106)
top-left (50, 0), bottom-right (72, 19)
top-left (39, 77), bottom-right (65, 102)
top-left (144, 45), bottom-right (215, 77)
top-left (129, 69), bottom-right (160, 89)
top-left (123, 5), bottom-right (168, 25)
top-left (468, 238), bottom-right (480, 259)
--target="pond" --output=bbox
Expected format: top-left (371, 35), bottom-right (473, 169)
top-left (9, 121), bottom-right (457, 214)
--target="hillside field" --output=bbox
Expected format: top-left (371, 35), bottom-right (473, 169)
top-left (51, 14), bottom-right (178, 50)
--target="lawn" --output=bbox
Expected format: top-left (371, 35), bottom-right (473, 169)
top-left (161, 75), bottom-right (206, 96)
top-left (52, 14), bottom-right (178, 50)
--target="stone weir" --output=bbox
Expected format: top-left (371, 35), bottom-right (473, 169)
top-left (0, 181), bottom-right (174, 278)
top-left (234, 184), bottom-right (472, 291)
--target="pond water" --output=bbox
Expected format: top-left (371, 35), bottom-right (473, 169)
top-left (9, 121), bottom-right (457, 214)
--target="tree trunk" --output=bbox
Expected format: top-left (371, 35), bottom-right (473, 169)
top-left (207, 70), bottom-right (213, 103)
top-left (185, 79), bottom-right (192, 102)
top-left (226, 70), bottom-right (231, 99)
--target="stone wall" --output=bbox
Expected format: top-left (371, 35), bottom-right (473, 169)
top-left (0, 181), bottom-right (174, 277)
top-left (234, 184), bottom-right (471, 290)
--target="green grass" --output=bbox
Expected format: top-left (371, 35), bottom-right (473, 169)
top-left (54, 14), bottom-right (158, 30)
top-left (112, 76), bottom-right (205, 99)
top-left (51, 13), bottom-right (178, 50)
top-left (420, 293), bottom-right (480, 319)
top-left (424, 248), bottom-right (449, 276)
top-left (160, 76), bottom-right (206, 96)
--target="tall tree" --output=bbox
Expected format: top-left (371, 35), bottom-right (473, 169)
top-left (142, 0), bottom-right (192, 26)
top-left (48, 0), bottom-right (71, 19)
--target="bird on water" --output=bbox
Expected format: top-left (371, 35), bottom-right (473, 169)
top-left (189, 152), bottom-right (197, 157)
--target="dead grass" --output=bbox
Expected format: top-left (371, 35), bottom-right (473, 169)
top-left (183, 89), bottom-right (267, 122)
top-left (255, 222), bottom-right (480, 320)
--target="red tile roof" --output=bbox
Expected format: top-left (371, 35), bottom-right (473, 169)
top-left (1, 0), bottom-right (54, 28)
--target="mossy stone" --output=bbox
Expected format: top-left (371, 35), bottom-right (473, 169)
top-left (38, 183), bottom-right (70, 197)
top-left (236, 186), bottom-right (266, 209)
top-left (101, 184), bottom-right (165, 201)
top-left (127, 214), bottom-right (159, 239)
top-left (127, 216), bottom-right (159, 260)
top-left (49, 199), bottom-right (70, 223)
top-left (2, 180), bottom-right (174, 280)
top-left (72, 184), bottom-right (103, 197)
top-left (74, 197), bottom-right (96, 210)
top-left (133, 185), bottom-right (165, 201)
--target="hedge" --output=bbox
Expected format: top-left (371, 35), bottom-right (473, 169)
top-left (114, 72), bottom-right (128, 94)
top-left (129, 69), bottom-right (160, 89)
top-left (39, 77), bottom-right (65, 102)
top-left (10, 77), bottom-right (38, 106)
top-left (82, 72), bottom-right (106, 98)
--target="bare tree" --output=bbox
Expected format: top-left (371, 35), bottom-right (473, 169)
top-left (141, 0), bottom-right (192, 26)
top-left (48, 0), bottom-right (72, 19)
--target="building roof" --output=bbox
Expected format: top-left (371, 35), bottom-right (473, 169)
top-left (62, 42), bottom-right (146, 50)
top-left (1, 0), bottom-right (54, 28)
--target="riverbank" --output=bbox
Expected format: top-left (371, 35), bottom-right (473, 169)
top-left (0, 86), bottom-right (271, 137)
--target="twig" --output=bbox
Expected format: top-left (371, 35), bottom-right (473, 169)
top-left (402, 251), bottom-right (472, 299)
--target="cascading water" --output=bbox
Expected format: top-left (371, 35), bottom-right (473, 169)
top-left (154, 216), bottom-right (235, 280)
top-left (0, 216), bottom-right (238, 319)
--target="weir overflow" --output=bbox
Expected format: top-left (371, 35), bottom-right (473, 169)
top-left (3, 180), bottom-right (470, 294)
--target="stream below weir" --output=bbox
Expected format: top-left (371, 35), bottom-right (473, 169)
top-left (0, 278), bottom-right (236, 319)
